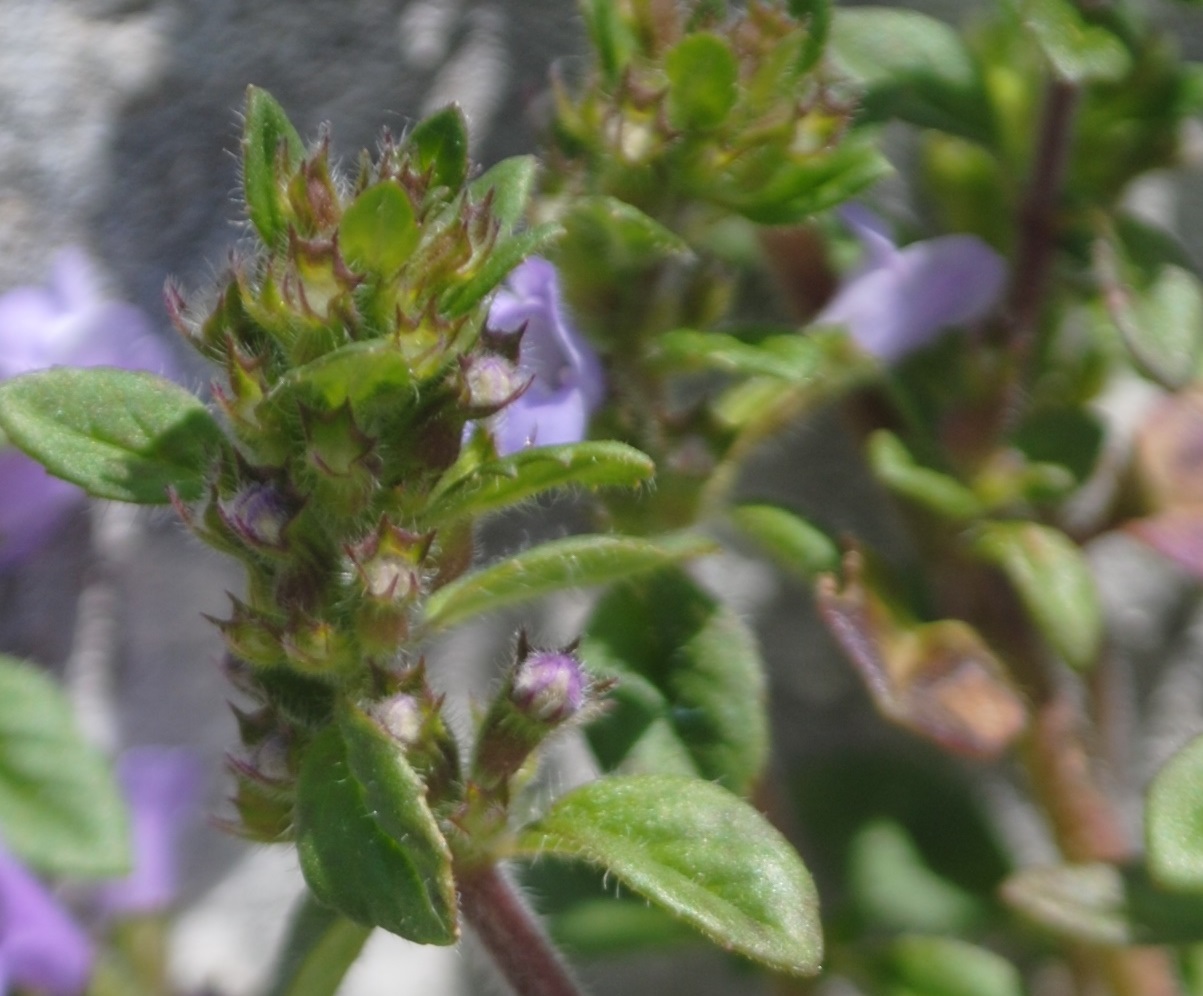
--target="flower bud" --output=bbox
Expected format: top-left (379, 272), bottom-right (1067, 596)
top-left (217, 482), bottom-right (296, 551)
top-left (510, 649), bottom-right (588, 724)
top-left (373, 693), bottom-right (424, 746)
top-left (461, 352), bottom-right (527, 415)
top-left (471, 638), bottom-right (593, 794)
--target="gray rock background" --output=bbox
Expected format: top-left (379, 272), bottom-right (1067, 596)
top-left (2, 1), bottom-right (1203, 994)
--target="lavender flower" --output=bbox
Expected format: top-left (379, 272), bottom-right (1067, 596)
top-left (485, 257), bottom-right (604, 454)
top-left (95, 747), bottom-right (203, 917)
top-left (0, 843), bottom-right (93, 996)
top-left (0, 248), bottom-right (175, 567)
top-left (816, 206), bottom-right (1006, 363)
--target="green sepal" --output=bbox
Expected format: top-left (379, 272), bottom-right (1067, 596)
top-left (970, 521), bottom-right (1102, 671)
top-left (408, 105), bottom-right (470, 193)
top-left (266, 894), bottom-right (373, 996)
top-left (243, 86), bottom-right (306, 247)
top-left (1003, 861), bottom-right (1203, 945)
top-left (1147, 733), bottom-right (1203, 892)
top-left (294, 718), bottom-right (457, 944)
top-left (467, 156), bottom-right (539, 233)
top-left (1011, 0), bottom-right (1131, 83)
top-left (581, 567), bottom-right (769, 794)
top-left (864, 934), bottom-right (1023, 996)
top-left (829, 7), bottom-right (995, 145)
top-left (338, 181), bottom-right (419, 278)
top-left (729, 504), bottom-right (840, 581)
top-left (422, 532), bottom-right (717, 632)
top-left (0, 368), bottom-right (226, 504)
top-left (869, 430), bottom-right (984, 521)
top-left (515, 774), bottom-right (822, 977)
top-left (0, 655), bottom-right (129, 876)
top-left (443, 222), bottom-right (564, 318)
top-left (665, 34), bottom-right (739, 131)
top-left (426, 441), bottom-right (654, 526)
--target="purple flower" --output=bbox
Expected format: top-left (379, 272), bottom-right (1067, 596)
top-left (0, 844), bottom-right (93, 996)
top-left (485, 257), bottom-right (604, 455)
top-left (95, 747), bottom-right (203, 917)
top-left (816, 206), bottom-right (1006, 363)
top-left (0, 248), bottom-right (176, 567)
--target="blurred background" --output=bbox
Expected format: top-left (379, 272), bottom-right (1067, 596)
top-left (3, 1), bottom-right (1203, 993)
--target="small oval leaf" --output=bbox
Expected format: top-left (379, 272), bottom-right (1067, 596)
top-left (425, 441), bottom-right (655, 526)
top-left (581, 568), bottom-right (769, 794)
top-left (730, 504), bottom-right (840, 580)
top-left (339, 181), bottom-right (419, 277)
top-left (0, 655), bottom-right (129, 876)
top-left (267, 895), bottom-right (372, 996)
top-left (0, 368), bottom-right (225, 503)
top-left (243, 86), bottom-right (306, 247)
top-left (422, 532), bottom-right (717, 632)
top-left (516, 775), bottom-right (822, 977)
top-left (408, 105), bottom-right (469, 192)
top-left (665, 34), bottom-right (739, 130)
top-left (295, 722), bottom-right (457, 945)
top-left (1148, 733), bottom-right (1203, 892)
top-left (971, 521), bottom-right (1102, 671)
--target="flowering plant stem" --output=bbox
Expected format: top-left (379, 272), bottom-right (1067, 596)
top-left (456, 861), bottom-right (587, 996)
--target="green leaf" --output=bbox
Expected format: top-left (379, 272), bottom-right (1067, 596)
top-left (243, 86), bottom-right (306, 247)
top-left (655, 327), bottom-right (871, 385)
top-left (338, 181), bottom-right (419, 277)
top-left (729, 504), bottom-right (840, 580)
top-left (870, 934), bottom-right (1023, 996)
top-left (522, 858), bottom-right (698, 957)
top-left (1148, 733), bottom-right (1203, 892)
top-left (516, 775), bottom-right (822, 977)
top-left (0, 368), bottom-right (225, 504)
top-left (718, 139), bottom-right (891, 225)
top-left (1003, 861), bottom-right (1203, 945)
top-left (1095, 222), bottom-right (1203, 390)
top-left (422, 532), bottom-right (716, 632)
top-left (665, 34), bottom-right (739, 130)
top-left (563, 196), bottom-right (694, 267)
top-left (268, 339), bottom-right (427, 415)
top-left (295, 720), bottom-right (457, 944)
top-left (0, 655), bottom-right (129, 876)
top-left (467, 156), bottom-right (539, 232)
top-left (829, 8), bottom-right (994, 143)
top-left (869, 430), bottom-right (984, 521)
top-left (971, 521), bottom-right (1101, 671)
top-left (443, 222), bottom-right (564, 318)
top-left (580, 0), bottom-right (638, 84)
top-left (849, 821), bottom-right (986, 935)
top-left (788, 0), bottom-right (831, 74)
top-left (266, 895), bottom-right (372, 996)
top-left (1011, 407), bottom-right (1105, 484)
top-left (1013, 0), bottom-right (1131, 83)
top-left (408, 105), bottom-right (469, 192)
top-left (425, 441), bottom-right (655, 525)
top-left (581, 567), bottom-right (769, 794)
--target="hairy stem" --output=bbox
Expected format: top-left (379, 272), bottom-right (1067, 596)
top-left (458, 862), bottom-right (587, 996)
